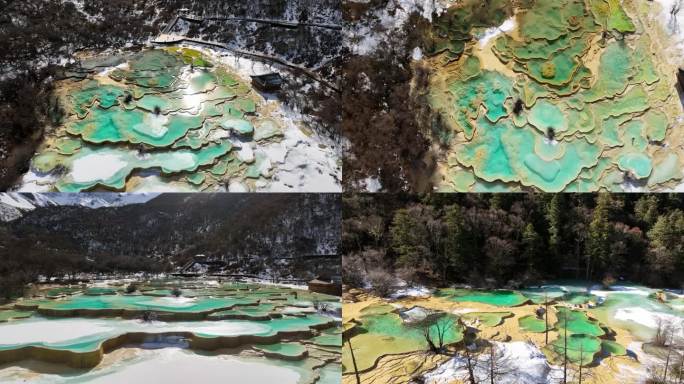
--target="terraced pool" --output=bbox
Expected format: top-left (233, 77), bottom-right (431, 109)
top-left (427, 0), bottom-right (684, 192)
top-left (0, 280), bottom-right (341, 383)
top-left (343, 282), bottom-right (683, 382)
top-left (16, 47), bottom-right (339, 192)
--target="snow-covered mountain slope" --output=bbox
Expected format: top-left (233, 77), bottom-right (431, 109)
top-left (0, 193), bottom-right (158, 221)
top-left (2, 193), bottom-right (340, 280)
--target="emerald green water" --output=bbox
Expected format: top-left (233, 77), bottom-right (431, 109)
top-left (518, 315), bottom-right (548, 333)
top-left (434, 0), bottom-right (683, 192)
top-left (0, 310), bottom-right (33, 322)
top-left (361, 312), bottom-right (461, 345)
top-left (461, 311), bottom-right (512, 327)
top-left (254, 342), bottom-right (307, 357)
top-left (436, 289), bottom-right (529, 307)
top-left (44, 287), bottom-right (83, 298)
top-left (35, 294), bottom-right (256, 313)
top-left (591, 291), bottom-right (684, 341)
top-left (84, 287), bottom-right (117, 296)
top-left (345, 283), bottom-right (684, 375)
top-left (318, 363), bottom-right (343, 384)
top-left (550, 333), bottom-right (602, 365)
top-left (207, 303), bottom-right (276, 319)
top-left (519, 287), bottom-right (568, 303)
top-left (342, 303), bottom-right (464, 372)
top-left (554, 307), bottom-right (604, 337)
top-left (0, 280), bottom-right (340, 359)
top-left (310, 333), bottom-right (342, 347)
top-left (602, 340), bottom-right (626, 356)
top-left (0, 314), bottom-right (333, 353)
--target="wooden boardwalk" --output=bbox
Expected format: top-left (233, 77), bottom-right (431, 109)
top-left (153, 32), bottom-right (340, 92)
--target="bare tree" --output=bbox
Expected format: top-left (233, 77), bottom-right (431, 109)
top-left (555, 310), bottom-right (570, 384)
top-left (670, 0), bottom-right (682, 34)
top-left (655, 318), bottom-right (674, 347)
top-left (482, 341), bottom-right (514, 384)
top-left (343, 329), bottom-right (361, 384)
top-left (663, 323), bottom-right (679, 383)
top-left (578, 343), bottom-right (584, 384)
top-left (677, 353), bottom-right (683, 384)
top-left (417, 313), bottom-right (455, 353)
top-left (544, 290), bottom-right (551, 345)
top-left (647, 320), bottom-right (683, 384)
top-left (462, 347), bottom-right (478, 384)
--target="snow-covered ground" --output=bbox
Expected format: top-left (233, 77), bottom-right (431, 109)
top-left (390, 285), bottom-right (432, 299)
top-left (0, 348), bottom-right (303, 384)
top-left (0, 192), bottom-right (158, 221)
top-left (614, 308), bottom-right (684, 338)
top-left (423, 341), bottom-right (564, 384)
top-left (477, 17), bottom-right (517, 47)
top-left (589, 285), bottom-right (654, 298)
top-left (197, 45), bottom-right (340, 192)
top-left (345, 0), bottom-right (450, 56)
top-left (653, 0), bottom-right (684, 63)
top-left (244, 279), bottom-right (309, 291)
top-left (0, 318), bottom-right (270, 346)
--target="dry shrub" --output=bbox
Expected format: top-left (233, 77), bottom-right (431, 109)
top-left (368, 269), bottom-right (396, 297)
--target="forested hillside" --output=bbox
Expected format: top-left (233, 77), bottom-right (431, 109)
top-left (343, 194), bottom-right (684, 289)
top-left (0, 193), bottom-right (340, 298)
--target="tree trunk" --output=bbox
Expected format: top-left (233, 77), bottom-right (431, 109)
top-left (544, 293), bottom-right (549, 345)
top-left (575, 240), bottom-right (581, 279)
top-left (489, 344), bottom-right (495, 384)
top-left (465, 350), bottom-right (477, 384)
top-left (585, 256), bottom-right (591, 281)
top-left (563, 314), bottom-right (568, 384)
top-left (347, 339), bottom-right (361, 384)
top-left (664, 340), bottom-right (672, 383)
top-left (578, 345), bottom-right (583, 384)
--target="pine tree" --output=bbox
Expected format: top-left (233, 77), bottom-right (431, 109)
top-left (635, 195), bottom-right (660, 227)
top-left (546, 194), bottom-right (565, 273)
top-left (389, 208), bottom-right (429, 269)
top-left (521, 223), bottom-right (543, 275)
top-left (586, 194), bottom-right (612, 280)
top-left (443, 204), bottom-right (464, 282)
top-left (648, 210), bottom-right (684, 284)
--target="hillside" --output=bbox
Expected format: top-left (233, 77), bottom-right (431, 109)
top-left (0, 193), bottom-right (340, 297)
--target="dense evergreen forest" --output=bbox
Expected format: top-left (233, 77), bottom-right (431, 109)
top-left (342, 194), bottom-right (684, 291)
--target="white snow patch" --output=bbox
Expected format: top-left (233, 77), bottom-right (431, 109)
top-left (0, 348), bottom-right (303, 384)
top-left (228, 181), bottom-right (249, 192)
top-left (0, 194), bottom-right (36, 210)
top-left (70, 153), bottom-right (127, 183)
top-left (361, 176), bottom-right (382, 192)
top-left (346, 0), bottom-right (450, 55)
top-left (591, 285), bottom-right (653, 298)
top-left (652, 0), bottom-right (684, 62)
top-left (614, 307), bottom-right (684, 338)
top-left (479, 17), bottom-right (517, 47)
top-left (236, 143), bottom-right (255, 163)
top-left (423, 341), bottom-right (564, 384)
top-left (390, 286), bottom-right (432, 298)
top-left (0, 318), bottom-right (270, 346)
top-left (451, 308), bottom-right (480, 315)
top-left (412, 46), bottom-right (423, 61)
